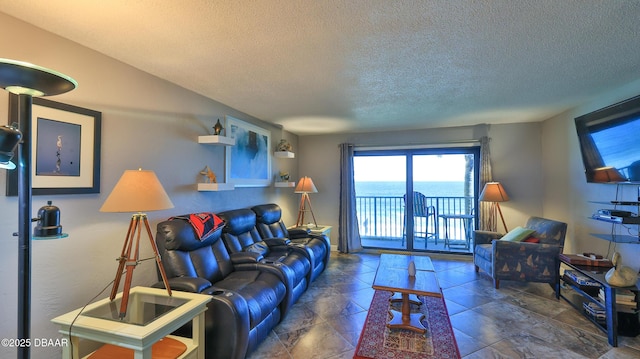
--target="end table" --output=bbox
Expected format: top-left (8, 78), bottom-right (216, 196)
top-left (51, 286), bottom-right (211, 359)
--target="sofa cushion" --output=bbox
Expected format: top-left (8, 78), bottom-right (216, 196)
top-left (500, 226), bottom-right (535, 242)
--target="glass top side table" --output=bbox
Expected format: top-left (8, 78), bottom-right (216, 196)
top-left (52, 286), bottom-right (211, 359)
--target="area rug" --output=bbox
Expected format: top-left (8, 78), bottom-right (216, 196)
top-left (354, 290), bottom-right (461, 359)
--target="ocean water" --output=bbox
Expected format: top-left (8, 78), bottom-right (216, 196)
top-left (355, 181), bottom-right (466, 197)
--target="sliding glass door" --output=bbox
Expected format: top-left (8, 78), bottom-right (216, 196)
top-left (354, 147), bottom-right (479, 253)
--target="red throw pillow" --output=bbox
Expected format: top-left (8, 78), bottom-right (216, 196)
top-left (522, 237), bottom-right (540, 243)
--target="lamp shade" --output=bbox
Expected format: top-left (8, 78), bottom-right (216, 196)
top-left (295, 176), bottom-right (318, 193)
top-left (0, 124), bottom-right (22, 170)
top-left (479, 182), bottom-right (509, 202)
top-left (0, 58), bottom-right (77, 96)
top-left (100, 169), bottom-right (174, 213)
top-left (592, 166), bottom-right (627, 183)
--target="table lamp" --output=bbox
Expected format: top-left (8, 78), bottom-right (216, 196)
top-left (295, 176), bottom-right (318, 228)
top-left (0, 58), bottom-right (77, 359)
top-left (100, 168), bottom-right (174, 318)
top-left (479, 181), bottom-right (510, 232)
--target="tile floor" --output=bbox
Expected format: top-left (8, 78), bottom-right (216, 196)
top-left (247, 252), bottom-right (640, 359)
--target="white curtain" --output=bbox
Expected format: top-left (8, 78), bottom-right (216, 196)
top-left (338, 143), bottom-right (362, 253)
top-left (478, 136), bottom-right (495, 231)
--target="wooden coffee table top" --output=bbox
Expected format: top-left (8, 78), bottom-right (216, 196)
top-left (373, 268), bottom-right (442, 298)
top-left (379, 253), bottom-right (435, 271)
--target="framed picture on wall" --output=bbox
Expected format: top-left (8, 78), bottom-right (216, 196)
top-left (6, 96), bottom-right (102, 195)
top-left (225, 115), bottom-right (271, 187)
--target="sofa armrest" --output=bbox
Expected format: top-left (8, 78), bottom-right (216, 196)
top-left (263, 237), bottom-right (291, 247)
top-left (493, 241), bottom-right (563, 277)
top-left (473, 230), bottom-right (503, 246)
top-left (288, 228), bottom-right (311, 239)
top-left (231, 251), bottom-right (264, 264)
top-left (152, 276), bottom-right (212, 293)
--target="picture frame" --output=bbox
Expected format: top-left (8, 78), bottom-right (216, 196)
top-left (225, 115), bottom-right (271, 187)
top-left (6, 96), bottom-right (102, 196)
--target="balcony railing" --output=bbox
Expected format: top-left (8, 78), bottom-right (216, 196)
top-left (356, 195), bottom-right (475, 251)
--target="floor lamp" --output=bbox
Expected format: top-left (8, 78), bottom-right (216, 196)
top-left (0, 58), bottom-right (77, 359)
top-left (295, 176), bottom-right (318, 228)
top-left (479, 181), bottom-right (510, 233)
top-left (100, 168), bottom-right (174, 318)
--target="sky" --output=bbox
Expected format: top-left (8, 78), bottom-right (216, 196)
top-left (354, 154), bottom-right (468, 182)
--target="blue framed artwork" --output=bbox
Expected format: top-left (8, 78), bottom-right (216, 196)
top-left (225, 116), bottom-right (271, 187)
top-left (6, 97), bottom-right (101, 195)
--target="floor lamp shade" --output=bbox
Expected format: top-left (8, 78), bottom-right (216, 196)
top-left (295, 176), bottom-right (318, 194)
top-left (479, 182), bottom-right (509, 233)
top-left (479, 182), bottom-right (509, 202)
top-left (0, 123), bottom-right (22, 169)
top-left (100, 169), bottom-right (174, 213)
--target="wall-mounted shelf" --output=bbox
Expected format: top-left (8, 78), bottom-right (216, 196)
top-left (274, 151), bottom-right (295, 158)
top-left (198, 135), bottom-right (235, 146)
top-left (275, 182), bottom-right (296, 188)
top-left (590, 233), bottom-right (640, 243)
top-left (197, 183), bottom-right (235, 191)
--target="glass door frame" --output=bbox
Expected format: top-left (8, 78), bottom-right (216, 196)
top-left (355, 146), bottom-right (480, 253)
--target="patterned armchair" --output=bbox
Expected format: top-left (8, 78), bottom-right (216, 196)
top-left (473, 216), bottom-right (567, 295)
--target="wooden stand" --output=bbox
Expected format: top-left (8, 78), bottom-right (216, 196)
top-left (110, 213), bottom-right (172, 318)
top-left (295, 192), bottom-right (317, 227)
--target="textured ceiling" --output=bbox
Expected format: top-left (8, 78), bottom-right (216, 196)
top-left (2, 1), bottom-right (640, 135)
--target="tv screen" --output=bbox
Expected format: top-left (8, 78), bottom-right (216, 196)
top-left (575, 94), bottom-right (640, 183)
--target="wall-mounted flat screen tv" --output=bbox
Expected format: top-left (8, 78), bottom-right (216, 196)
top-left (575, 94), bottom-right (640, 183)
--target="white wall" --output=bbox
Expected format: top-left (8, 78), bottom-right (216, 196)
top-left (0, 13), bottom-right (298, 358)
top-left (541, 78), bottom-right (640, 270)
top-left (297, 122), bottom-right (545, 246)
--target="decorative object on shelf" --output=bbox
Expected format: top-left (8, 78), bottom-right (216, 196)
top-left (199, 165), bottom-right (217, 183)
top-left (213, 118), bottom-right (224, 135)
top-left (279, 171), bottom-right (290, 182)
top-left (225, 116), bottom-right (271, 187)
top-left (479, 181), bottom-right (509, 232)
top-left (6, 97), bottom-right (102, 196)
top-left (100, 168), bottom-right (174, 318)
top-left (295, 176), bottom-right (318, 227)
top-left (0, 58), bottom-right (77, 359)
top-left (276, 139), bottom-right (293, 152)
top-left (605, 252), bottom-right (637, 287)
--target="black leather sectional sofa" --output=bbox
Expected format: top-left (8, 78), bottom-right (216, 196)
top-left (154, 203), bottom-right (331, 359)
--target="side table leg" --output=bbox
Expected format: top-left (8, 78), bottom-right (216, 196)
top-left (604, 286), bottom-right (618, 347)
top-left (194, 312), bottom-right (205, 359)
top-left (61, 333), bottom-right (78, 359)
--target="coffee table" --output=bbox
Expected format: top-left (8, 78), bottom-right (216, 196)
top-left (373, 254), bottom-right (442, 334)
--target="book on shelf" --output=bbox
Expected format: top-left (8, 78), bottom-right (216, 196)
top-left (583, 302), bottom-right (607, 324)
top-left (597, 288), bottom-right (638, 313)
top-left (564, 269), bottom-right (601, 287)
